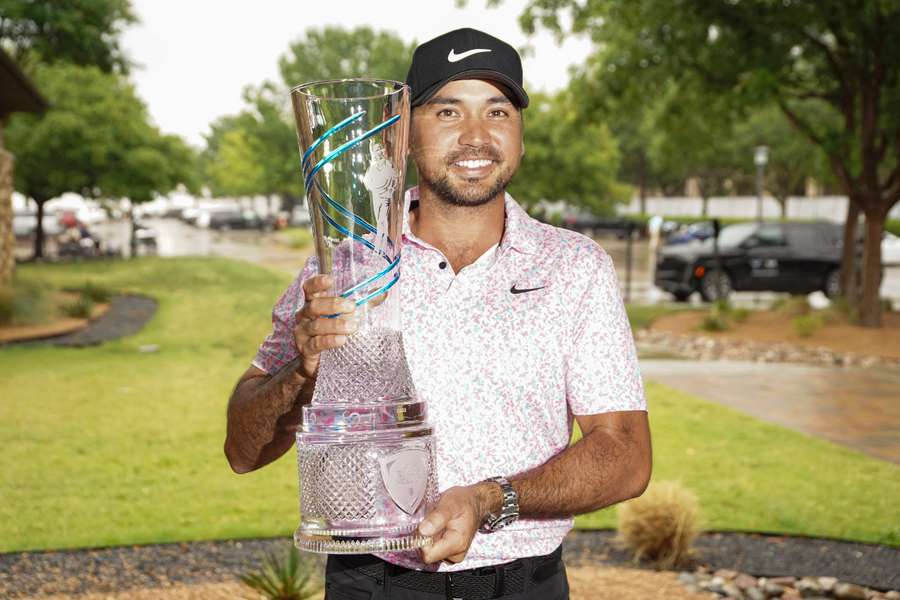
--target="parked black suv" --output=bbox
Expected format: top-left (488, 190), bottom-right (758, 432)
top-left (654, 221), bottom-right (844, 302)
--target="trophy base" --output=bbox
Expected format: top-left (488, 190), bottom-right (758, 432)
top-left (294, 530), bottom-right (432, 554)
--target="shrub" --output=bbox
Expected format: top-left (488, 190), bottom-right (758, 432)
top-left (617, 481), bottom-right (701, 569)
top-left (774, 296), bottom-right (811, 317)
top-left (792, 313), bottom-right (825, 337)
top-left (699, 300), bottom-right (731, 332)
top-left (0, 287), bottom-right (13, 325)
top-left (282, 228), bottom-right (313, 250)
top-left (61, 296), bottom-right (95, 319)
top-left (0, 280), bottom-right (50, 326)
top-left (240, 546), bottom-right (320, 600)
top-left (76, 281), bottom-right (113, 303)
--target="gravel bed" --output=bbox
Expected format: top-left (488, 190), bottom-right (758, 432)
top-left (635, 330), bottom-right (900, 369)
top-left (2, 532), bottom-right (898, 598)
top-left (5, 295), bottom-right (158, 348)
top-left (565, 531), bottom-right (900, 591)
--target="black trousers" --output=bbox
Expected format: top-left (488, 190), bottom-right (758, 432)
top-left (324, 547), bottom-right (569, 600)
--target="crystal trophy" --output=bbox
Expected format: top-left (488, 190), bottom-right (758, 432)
top-left (290, 79), bottom-right (437, 554)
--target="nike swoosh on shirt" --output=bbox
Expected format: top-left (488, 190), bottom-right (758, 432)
top-left (510, 284), bottom-right (546, 295)
top-left (447, 48), bottom-right (492, 63)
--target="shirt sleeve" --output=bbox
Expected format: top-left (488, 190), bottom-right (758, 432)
top-left (251, 257), bottom-right (319, 375)
top-left (565, 246), bottom-right (646, 415)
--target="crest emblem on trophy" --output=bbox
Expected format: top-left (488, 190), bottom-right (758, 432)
top-left (289, 79), bottom-right (437, 554)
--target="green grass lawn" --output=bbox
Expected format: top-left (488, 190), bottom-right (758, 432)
top-left (1, 257), bottom-right (898, 553)
top-left (625, 303), bottom-right (700, 330)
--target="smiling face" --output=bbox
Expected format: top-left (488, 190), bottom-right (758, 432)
top-left (410, 79), bottom-right (524, 208)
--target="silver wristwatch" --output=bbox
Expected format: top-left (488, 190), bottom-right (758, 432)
top-left (478, 476), bottom-right (519, 533)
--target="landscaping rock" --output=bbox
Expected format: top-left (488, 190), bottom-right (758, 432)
top-left (796, 577), bottom-right (824, 597)
top-left (745, 587), bottom-right (766, 600)
top-left (834, 583), bottom-right (869, 600)
top-left (634, 330), bottom-right (900, 369)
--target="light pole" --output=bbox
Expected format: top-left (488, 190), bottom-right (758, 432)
top-left (754, 145), bottom-right (769, 223)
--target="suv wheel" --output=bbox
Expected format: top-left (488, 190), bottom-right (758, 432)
top-left (672, 290), bottom-right (692, 303)
top-left (823, 269), bottom-right (842, 299)
top-left (700, 270), bottom-right (733, 302)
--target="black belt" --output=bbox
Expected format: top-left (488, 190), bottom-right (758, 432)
top-left (332, 545), bottom-right (563, 599)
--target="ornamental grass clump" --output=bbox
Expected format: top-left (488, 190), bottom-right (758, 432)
top-left (616, 481), bottom-right (701, 569)
top-left (240, 545), bottom-right (320, 600)
top-left (792, 313), bottom-right (825, 337)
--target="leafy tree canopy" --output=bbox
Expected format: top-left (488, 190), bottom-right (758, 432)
top-left (0, 0), bottom-right (137, 73)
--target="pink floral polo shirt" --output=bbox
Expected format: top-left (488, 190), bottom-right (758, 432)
top-left (252, 188), bottom-right (646, 572)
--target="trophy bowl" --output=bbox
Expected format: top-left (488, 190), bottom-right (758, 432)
top-left (290, 79), bottom-right (437, 554)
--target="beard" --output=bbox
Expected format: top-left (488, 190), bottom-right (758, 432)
top-left (418, 150), bottom-right (517, 208)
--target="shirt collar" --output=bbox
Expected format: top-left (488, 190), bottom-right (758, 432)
top-left (402, 186), bottom-right (542, 255)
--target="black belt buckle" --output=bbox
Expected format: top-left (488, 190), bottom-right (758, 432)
top-left (444, 566), bottom-right (502, 600)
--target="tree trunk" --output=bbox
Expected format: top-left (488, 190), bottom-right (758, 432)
top-left (778, 195), bottom-right (788, 220)
top-left (33, 198), bottom-right (46, 260)
top-left (839, 200), bottom-right (860, 306)
top-left (638, 154), bottom-right (648, 215)
top-left (129, 207), bottom-right (137, 259)
top-left (858, 206), bottom-right (885, 327)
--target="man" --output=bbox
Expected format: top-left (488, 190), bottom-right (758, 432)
top-left (225, 28), bottom-right (651, 600)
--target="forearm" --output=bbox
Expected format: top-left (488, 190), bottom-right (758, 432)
top-left (224, 357), bottom-right (314, 473)
top-left (483, 423), bottom-right (651, 519)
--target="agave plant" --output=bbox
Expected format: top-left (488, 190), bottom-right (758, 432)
top-left (240, 545), bottom-right (321, 600)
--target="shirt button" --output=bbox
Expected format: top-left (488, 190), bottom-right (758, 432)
top-left (439, 261), bottom-right (447, 269)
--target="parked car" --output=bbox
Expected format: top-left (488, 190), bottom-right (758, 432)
top-left (665, 221), bottom-right (716, 245)
top-left (13, 210), bottom-right (63, 239)
top-left (883, 232), bottom-right (900, 266)
top-left (202, 208), bottom-right (275, 231)
top-left (561, 213), bottom-right (645, 239)
top-left (654, 221), bottom-right (845, 302)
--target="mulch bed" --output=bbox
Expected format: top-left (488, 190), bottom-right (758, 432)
top-left (2, 531), bottom-right (897, 598)
top-left (3, 295), bottom-right (157, 347)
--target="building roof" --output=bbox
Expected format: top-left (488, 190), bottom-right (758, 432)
top-left (0, 48), bottom-right (48, 119)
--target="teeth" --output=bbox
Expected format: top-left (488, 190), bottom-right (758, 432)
top-left (455, 159), bottom-right (492, 168)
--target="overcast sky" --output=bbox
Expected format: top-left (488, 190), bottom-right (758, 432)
top-left (121, 0), bottom-right (593, 147)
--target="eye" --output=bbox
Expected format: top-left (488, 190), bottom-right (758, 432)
top-left (489, 108), bottom-right (509, 118)
top-left (436, 108), bottom-right (457, 118)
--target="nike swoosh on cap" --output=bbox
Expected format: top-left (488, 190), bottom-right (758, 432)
top-left (447, 48), bottom-right (492, 63)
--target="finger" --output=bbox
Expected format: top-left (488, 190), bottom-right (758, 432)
top-left (301, 274), bottom-right (333, 299)
top-left (303, 315), bottom-right (359, 337)
top-left (446, 551), bottom-right (467, 564)
top-left (296, 297), bottom-right (355, 321)
top-left (302, 333), bottom-right (350, 356)
top-left (421, 528), bottom-right (467, 564)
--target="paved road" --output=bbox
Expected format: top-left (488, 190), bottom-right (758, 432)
top-left (640, 358), bottom-right (900, 464)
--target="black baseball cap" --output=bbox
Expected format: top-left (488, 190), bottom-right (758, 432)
top-left (406, 28), bottom-right (529, 109)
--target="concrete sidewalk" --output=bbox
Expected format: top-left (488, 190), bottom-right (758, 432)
top-left (640, 359), bottom-right (900, 464)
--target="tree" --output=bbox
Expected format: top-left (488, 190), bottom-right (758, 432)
top-left (517, 0), bottom-right (900, 327)
top-left (646, 82), bottom-right (744, 215)
top-left (733, 106), bottom-right (835, 218)
top-left (509, 91), bottom-right (629, 214)
top-left (5, 63), bottom-right (197, 258)
top-left (201, 84), bottom-right (302, 208)
top-left (567, 56), bottom-right (682, 208)
top-left (0, 0), bottom-right (137, 73)
top-left (277, 26), bottom-right (413, 89)
top-left (202, 27), bottom-right (416, 210)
